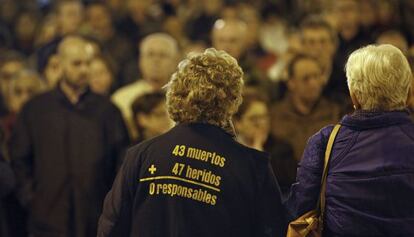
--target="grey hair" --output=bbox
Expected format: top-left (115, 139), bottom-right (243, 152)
top-left (346, 44), bottom-right (412, 111)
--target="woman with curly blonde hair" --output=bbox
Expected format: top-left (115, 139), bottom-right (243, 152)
top-left (98, 48), bottom-right (286, 237)
top-left (166, 48), bottom-right (243, 134)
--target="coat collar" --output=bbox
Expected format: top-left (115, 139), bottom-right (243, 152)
top-left (340, 109), bottom-right (412, 130)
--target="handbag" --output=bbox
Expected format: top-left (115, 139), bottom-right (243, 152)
top-left (286, 124), bottom-right (341, 237)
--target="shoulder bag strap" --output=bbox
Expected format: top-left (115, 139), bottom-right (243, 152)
top-left (318, 124), bottom-right (341, 221)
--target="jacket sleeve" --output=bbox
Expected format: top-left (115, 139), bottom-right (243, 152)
top-left (254, 158), bottom-right (287, 237)
top-left (285, 126), bottom-right (333, 221)
top-left (103, 104), bottom-right (130, 186)
top-left (8, 108), bottom-right (34, 207)
top-left (97, 147), bottom-right (139, 237)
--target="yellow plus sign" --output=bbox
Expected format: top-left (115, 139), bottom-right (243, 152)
top-left (148, 165), bottom-right (157, 175)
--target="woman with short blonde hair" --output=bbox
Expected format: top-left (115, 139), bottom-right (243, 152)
top-left (346, 44), bottom-right (412, 111)
top-left (287, 44), bottom-right (414, 237)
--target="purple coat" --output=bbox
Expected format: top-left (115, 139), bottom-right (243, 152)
top-left (286, 110), bottom-right (414, 237)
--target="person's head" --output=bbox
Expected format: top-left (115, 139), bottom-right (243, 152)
top-left (89, 56), bottom-right (114, 95)
top-left (34, 14), bottom-right (58, 47)
top-left (55, 0), bottom-right (84, 36)
top-left (85, 3), bottom-right (113, 41)
top-left (166, 48), bottom-right (243, 133)
top-left (8, 70), bottom-right (45, 113)
top-left (139, 33), bottom-right (179, 89)
top-left (162, 15), bottom-right (185, 44)
top-left (377, 0), bottom-right (397, 25)
top-left (0, 0), bottom-right (18, 25)
top-left (0, 53), bottom-right (26, 100)
top-left (346, 44), bottom-right (412, 111)
top-left (211, 19), bottom-right (248, 60)
top-left (131, 91), bottom-right (173, 141)
top-left (287, 54), bottom-right (324, 104)
top-left (57, 35), bottom-right (93, 91)
top-left (36, 38), bottom-right (63, 89)
top-left (43, 54), bottom-right (62, 88)
top-left (14, 11), bottom-right (40, 44)
top-left (359, 0), bottom-right (377, 28)
top-left (332, 0), bottom-right (360, 33)
top-left (376, 30), bottom-right (409, 55)
top-left (202, 0), bottom-right (223, 15)
top-left (234, 90), bottom-right (270, 141)
top-left (238, 3), bottom-right (261, 48)
top-left (126, 0), bottom-right (151, 22)
top-left (300, 15), bottom-right (338, 67)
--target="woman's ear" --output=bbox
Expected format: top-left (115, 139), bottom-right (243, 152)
top-left (350, 92), bottom-right (361, 110)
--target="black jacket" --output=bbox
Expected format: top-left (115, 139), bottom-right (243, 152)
top-left (98, 122), bottom-right (286, 237)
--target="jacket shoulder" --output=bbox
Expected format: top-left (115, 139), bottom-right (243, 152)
top-left (20, 91), bottom-right (55, 113)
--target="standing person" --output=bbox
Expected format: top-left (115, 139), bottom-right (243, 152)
top-left (111, 33), bottom-right (179, 140)
top-left (9, 36), bottom-right (129, 237)
top-left (270, 54), bottom-right (341, 164)
top-left (98, 48), bottom-right (286, 237)
top-left (233, 90), bottom-right (294, 197)
top-left (287, 44), bottom-right (414, 236)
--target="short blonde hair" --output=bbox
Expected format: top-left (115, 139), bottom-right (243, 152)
top-left (166, 48), bottom-right (243, 130)
top-left (346, 44), bottom-right (412, 111)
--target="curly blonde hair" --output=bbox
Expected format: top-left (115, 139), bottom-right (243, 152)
top-left (166, 48), bottom-right (244, 132)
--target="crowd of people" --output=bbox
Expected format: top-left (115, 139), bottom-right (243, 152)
top-left (0, 0), bottom-right (414, 236)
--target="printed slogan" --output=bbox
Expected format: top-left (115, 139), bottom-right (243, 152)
top-left (139, 145), bottom-right (225, 206)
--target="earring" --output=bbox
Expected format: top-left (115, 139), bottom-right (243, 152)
top-left (353, 105), bottom-right (357, 110)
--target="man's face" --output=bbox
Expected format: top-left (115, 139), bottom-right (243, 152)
top-left (139, 39), bottom-right (177, 89)
top-left (60, 41), bottom-right (92, 90)
top-left (58, 2), bottom-right (83, 35)
top-left (302, 27), bottom-right (335, 64)
top-left (86, 4), bottom-right (112, 39)
top-left (333, 0), bottom-right (360, 30)
top-left (288, 58), bottom-right (324, 103)
top-left (0, 60), bottom-right (24, 99)
top-left (212, 23), bottom-right (246, 60)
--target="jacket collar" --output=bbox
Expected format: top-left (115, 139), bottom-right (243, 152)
top-left (52, 83), bottom-right (92, 109)
top-left (341, 109), bottom-right (412, 130)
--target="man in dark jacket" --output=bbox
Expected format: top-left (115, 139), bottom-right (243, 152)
top-left (98, 48), bottom-right (286, 237)
top-left (9, 36), bottom-right (129, 237)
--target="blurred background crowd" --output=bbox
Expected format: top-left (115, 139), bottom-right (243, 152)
top-left (0, 0), bottom-right (414, 236)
